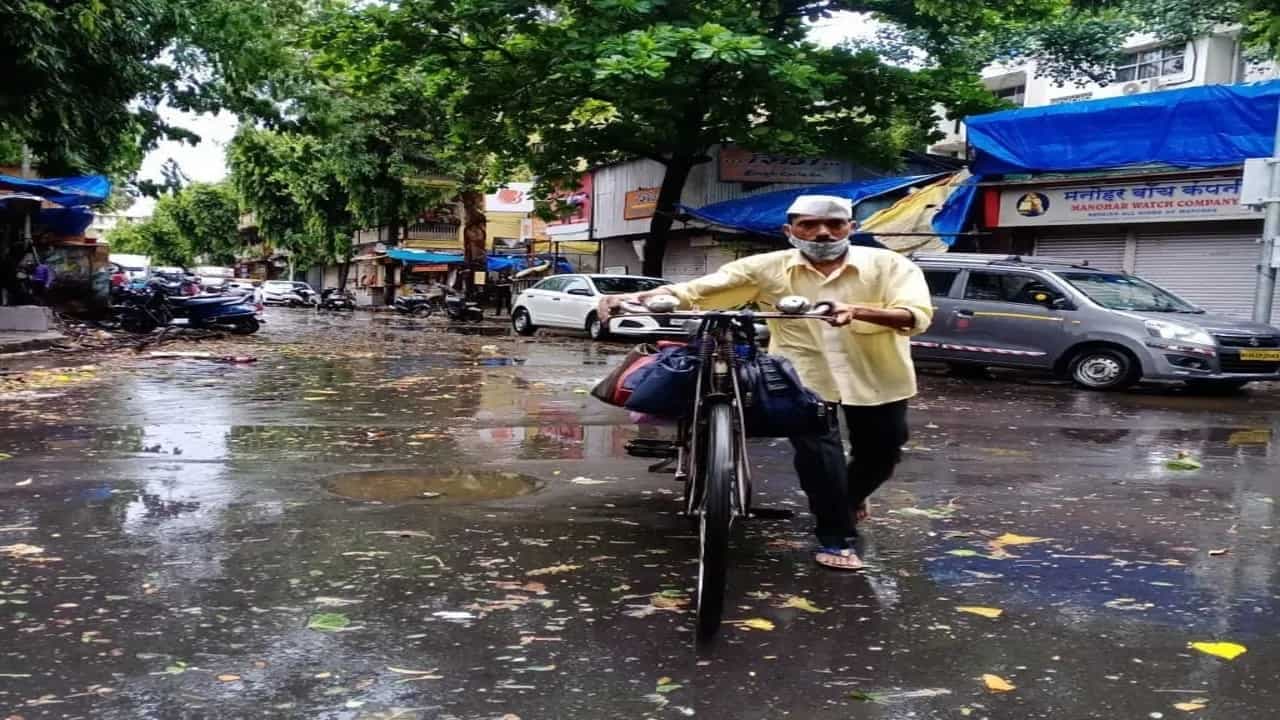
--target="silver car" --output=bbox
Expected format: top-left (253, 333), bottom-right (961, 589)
top-left (911, 253), bottom-right (1280, 391)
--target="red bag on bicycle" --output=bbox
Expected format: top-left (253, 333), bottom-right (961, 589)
top-left (590, 342), bottom-right (687, 408)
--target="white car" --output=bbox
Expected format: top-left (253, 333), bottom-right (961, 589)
top-left (261, 280), bottom-right (318, 306)
top-left (512, 274), bottom-right (674, 340)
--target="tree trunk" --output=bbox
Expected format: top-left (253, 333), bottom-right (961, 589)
top-left (642, 157), bottom-right (694, 278)
top-left (461, 188), bottom-right (487, 298)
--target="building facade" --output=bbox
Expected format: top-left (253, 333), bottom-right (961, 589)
top-left (931, 29), bottom-right (1279, 158)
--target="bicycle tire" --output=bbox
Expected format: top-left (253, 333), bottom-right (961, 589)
top-left (696, 401), bottom-right (734, 644)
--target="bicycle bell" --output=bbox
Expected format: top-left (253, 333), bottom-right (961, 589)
top-left (776, 295), bottom-right (811, 315)
top-left (645, 295), bottom-right (680, 313)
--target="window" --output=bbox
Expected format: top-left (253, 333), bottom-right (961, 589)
top-left (1115, 45), bottom-right (1185, 82)
top-left (963, 272), bottom-right (1056, 305)
top-left (534, 277), bottom-right (569, 292)
top-left (924, 270), bottom-right (959, 297)
top-left (993, 84), bottom-right (1026, 106)
top-left (562, 277), bottom-right (592, 295)
top-left (591, 277), bottom-right (669, 295)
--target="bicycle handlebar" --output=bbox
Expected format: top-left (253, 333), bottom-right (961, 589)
top-left (610, 297), bottom-right (837, 322)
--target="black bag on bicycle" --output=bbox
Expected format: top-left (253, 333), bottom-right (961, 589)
top-left (738, 353), bottom-right (832, 438)
top-left (623, 344), bottom-right (700, 418)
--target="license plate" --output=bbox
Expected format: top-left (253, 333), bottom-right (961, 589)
top-left (1239, 349), bottom-right (1280, 361)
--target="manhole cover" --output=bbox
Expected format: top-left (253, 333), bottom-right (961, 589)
top-left (321, 469), bottom-right (540, 503)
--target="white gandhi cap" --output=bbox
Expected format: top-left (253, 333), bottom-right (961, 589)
top-left (785, 194), bottom-right (852, 220)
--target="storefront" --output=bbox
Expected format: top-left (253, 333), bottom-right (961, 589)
top-left (963, 81), bottom-right (1280, 321)
top-left (982, 171), bottom-right (1273, 318)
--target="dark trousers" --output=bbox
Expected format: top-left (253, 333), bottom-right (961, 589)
top-left (789, 400), bottom-right (909, 548)
top-left (493, 288), bottom-right (512, 316)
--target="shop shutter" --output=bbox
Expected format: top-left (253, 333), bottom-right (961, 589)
top-left (1033, 233), bottom-right (1127, 271)
top-left (1133, 230), bottom-right (1277, 320)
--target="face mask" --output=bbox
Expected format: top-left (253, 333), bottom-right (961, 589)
top-left (788, 234), bottom-right (849, 262)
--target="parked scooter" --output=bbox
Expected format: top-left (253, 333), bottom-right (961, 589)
top-left (113, 283), bottom-right (262, 335)
top-left (443, 293), bottom-right (485, 323)
top-left (394, 288), bottom-right (445, 317)
top-left (320, 288), bottom-right (356, 311)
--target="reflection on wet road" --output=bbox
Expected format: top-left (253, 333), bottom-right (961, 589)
top-left (1, 310), bottom-right (1278, 719)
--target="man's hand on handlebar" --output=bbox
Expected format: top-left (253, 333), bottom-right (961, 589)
top-left (827, 302), bottom-right (915, 329)
top-left (597, 290), bottom-right (673, 320)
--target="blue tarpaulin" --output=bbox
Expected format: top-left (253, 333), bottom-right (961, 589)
top-left (681, 175), bottom-right (940, 237)
top-left (932, 175), bottom-right (980, 244)
top-left (967, 81), bottom-right (1280, 175)
top-left (387, 248), bottom-right (573, 273)
top-left (0, 174), bottom-right (111, 207)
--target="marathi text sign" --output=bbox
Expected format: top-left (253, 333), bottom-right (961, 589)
top-left (999, 177), bottom-right (1261, 227)
top-left (623, 187), bottom-right (660, 220)
top-left (718, 147), bottom-right (843, 184)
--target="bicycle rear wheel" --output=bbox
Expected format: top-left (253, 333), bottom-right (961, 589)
top-left (696, 401), bottom-right (734, 644)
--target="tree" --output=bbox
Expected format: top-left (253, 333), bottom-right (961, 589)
top-left (0, 0), bottom-right (306, 176)
top-left (227, 128), bottom-right (358, 287)
top-left (395, 0), bottom-right (1130, 276)
top-left (103, 181), bottom-right (239, 265)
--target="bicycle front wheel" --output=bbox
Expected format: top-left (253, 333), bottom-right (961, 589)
top-left (696, 400), bottom-right (734, 644)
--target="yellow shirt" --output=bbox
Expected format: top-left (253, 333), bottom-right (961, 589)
top-left (665, 247), bottom-right (934, 406)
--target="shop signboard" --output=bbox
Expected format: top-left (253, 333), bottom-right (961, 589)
top-left (623, 187), bottom-right (660, 220)
top-left (718, 146), bottom-right (843, 184)
top-left (998, 176), bottom-right (1262, 227)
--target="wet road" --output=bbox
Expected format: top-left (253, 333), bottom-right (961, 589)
top-left (2, 310), bottom-right (1279, 719)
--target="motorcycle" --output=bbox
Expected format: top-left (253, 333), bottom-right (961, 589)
top-left (394, 289), bottom-right (445, 317)
top-left (443, 293), bottom-right (485, 323)
top-left (114, 283), bottom-right (262, 335)
top-left (320, 288), bottom-right (356, 311)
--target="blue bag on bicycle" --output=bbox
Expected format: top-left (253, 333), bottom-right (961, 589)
top-left (738, 353), bottom-right (831, 438)
top-left (623, 345), bottom-right (700, 418)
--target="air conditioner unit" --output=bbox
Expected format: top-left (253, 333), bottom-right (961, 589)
top-left (1121, 78), bottom-right (1161, 96)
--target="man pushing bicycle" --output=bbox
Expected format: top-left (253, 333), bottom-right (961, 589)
top-left (600, 194), bottom-right (933, 571)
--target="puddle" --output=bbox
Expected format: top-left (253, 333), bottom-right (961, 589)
top-left (321, 468), bottom-right (541, 503)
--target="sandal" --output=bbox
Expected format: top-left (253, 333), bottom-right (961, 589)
top-left (815, 547), bottom-right (864, 571)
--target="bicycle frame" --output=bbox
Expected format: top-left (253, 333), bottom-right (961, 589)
top-left (613, 302), bottom-right (834, 520)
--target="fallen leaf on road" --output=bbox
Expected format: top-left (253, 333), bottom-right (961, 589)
top-left (1104, 598), bottom-right (1154, 611)
top-left (216, 674), bottom-right (241, 682)
top-left (957, 606), bottom-right (1003, 619)
top-left (410, 433), bottom-right (440, 440)
top-left (982, 674), bottom-right (1015, 692)
top-left (365, 530), bottom-right (433, 539)
top-left (727, 618), bottom-right (775, 631)
top-left (526, 563), bottom-right (581, 576)
top-left (1208, 549), bottom-right (1229, 556)
top-left (850, 688), bottom-right (952, 703)
top-left (946, 549), bottom-right (982, 557)
top-left (1165, 452), bottom-right (1202, 471)
top-left (656, 677), bottom-right (682, 694)
top-left (569, 477), bottom-right (608, 485)
top-left (0, 453), bottom-right (11, 461)
top-left (307, 613), bottom-right (352, 632)
top-left (15, 479), bottom-right (31, 487)
top-left (776, 596), bottom-right (827, 613)
top-left (313, 597), bottom-right (361, 608)
top-left (890, 505), bottom-right (955, 519)
top-left (1228, 429), bottom-right (1270, 446)
top-left (387, 667), bottom-right (441, 677)
top-left (1173, 700), bottom-right (1208, 712)
top-left (1188, 641), bottom-right (1247, 660)
top-left (991, 533), bottom-right (1046, 546)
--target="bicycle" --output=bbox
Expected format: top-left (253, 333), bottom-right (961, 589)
top-left (609, 295), bottom-right (836, 643)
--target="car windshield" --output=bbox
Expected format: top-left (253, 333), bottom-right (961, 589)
top-left (591, 277), bottom-right (669, 295)
top-left (1058, 271), bottom-right (1202, 313)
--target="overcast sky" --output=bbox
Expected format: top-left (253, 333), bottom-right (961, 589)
top-left (136, 12), bottom-right (878, 197)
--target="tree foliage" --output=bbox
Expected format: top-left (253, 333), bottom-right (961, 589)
top-left (105, 181), bottom-right (240, 265)
top-left (0, 0), bottom-right (305, 176)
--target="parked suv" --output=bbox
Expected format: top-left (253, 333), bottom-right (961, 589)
top-left (910, 253), bottom-right (1280, 391)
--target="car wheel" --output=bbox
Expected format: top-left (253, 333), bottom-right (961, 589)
top-left (512, 308), bottom-right (537, 336)
top-left (586, 312), bottom-right (609, 341)
top-left (1185, 379), bottom-right (1250, 395)
top-left (1069, 347), bottom-right (1137, 391)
